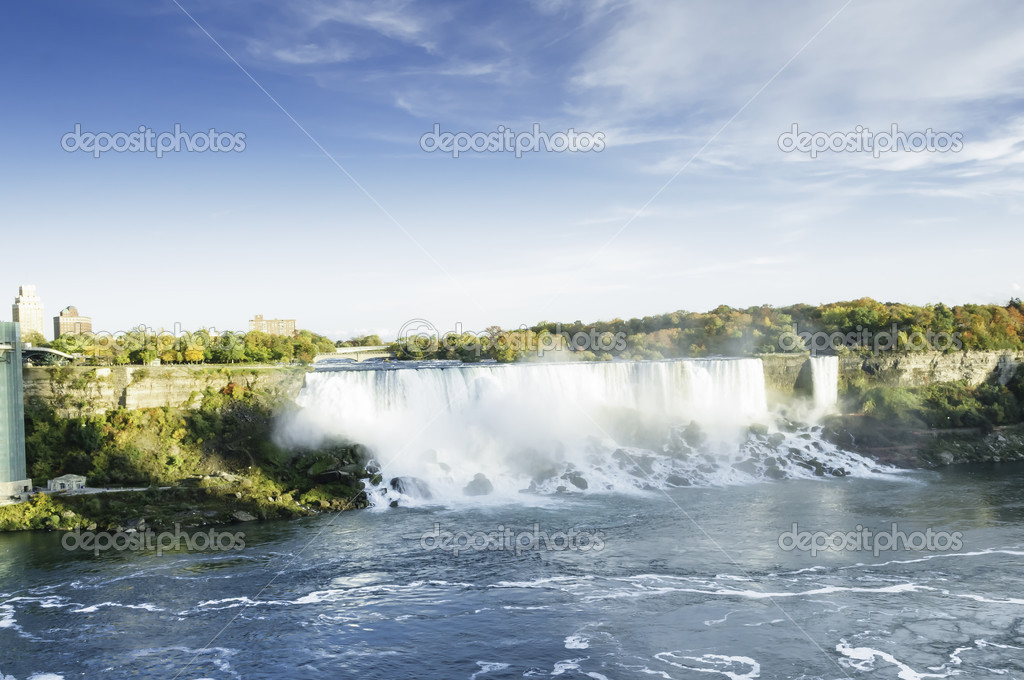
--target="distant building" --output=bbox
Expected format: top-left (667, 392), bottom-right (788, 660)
top-left (249, 314), bottom-right (296, 336)
top-left (47, 474), bottom-right (86, 491)
top-left (54, 305), bottom-right (92, 338)
top-left (12, 284), bottom-right (45, 341)
top-left (0, 322), bottom-right (33, 501)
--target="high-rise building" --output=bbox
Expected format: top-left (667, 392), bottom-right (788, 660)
top-left (0, 322), bottom-right (32, 500)
top-left (54, 305), bottom-right (92, 338)
top-left (12, 284), bottom-right (45, 342)
top-left (249, 314), bottom-right (296, 336)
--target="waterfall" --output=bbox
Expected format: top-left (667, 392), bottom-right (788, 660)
top-left (276, 358), bottom-right (885, 506)
top-left (809, 356), bottom-right (839, 412)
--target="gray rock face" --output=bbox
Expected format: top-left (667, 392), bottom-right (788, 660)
top-left (463, 473), bottom-right (494, 496)
top-left (232, 510), bottom-right (257, 522)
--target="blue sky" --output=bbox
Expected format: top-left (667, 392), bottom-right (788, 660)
top-left (2, 0), bottom-right (1023, 340)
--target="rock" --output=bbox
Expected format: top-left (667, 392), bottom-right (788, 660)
top-left (124, 518), bottom-right (146, 531)
top-left (389, 499), bottom-right (400, 508)
top-left (389, 477), bottom-right (433, 499)
top-left (683, 422), bottom-right (706, 447)
top-left (369, 473), bottom-right (383, 486)
top-left (748, 423), bottom-right (770, 437)
top-left (315, 470), bottom-right (354, 483)
top-left (463, 473), bottom-right (494, 496)
top-left (563, 472), bottom-right (588, 490)
top-left (665, 474), bottom-right (691, 487)
top-left (936, 451), bottom-right (955, 466)
top-left (232, 510), bottom-right (257, 522)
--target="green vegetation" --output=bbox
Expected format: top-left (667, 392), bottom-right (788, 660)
top-left (46, 328), bottom-right (336, 366)
top-left (843, 368), bottom-right (1024, 430)
top-left (1, 380), bottom-right (369, 531)
top-left (392, 298), bottom-right (1024, 363)
top-left (336, 334), bottom-right (382, 347)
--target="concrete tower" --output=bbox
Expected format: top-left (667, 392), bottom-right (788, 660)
top-left (0, 322), bottom-right (32, 500)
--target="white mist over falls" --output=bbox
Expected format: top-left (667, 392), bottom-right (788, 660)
top-left (276, 356), bottom-right (884, 507)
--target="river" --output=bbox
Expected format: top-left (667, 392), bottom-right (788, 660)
top-left (1, 358), bottom-right (1022, 679)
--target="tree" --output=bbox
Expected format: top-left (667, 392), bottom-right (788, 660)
top-left (22, 330), bottom-right (47, 346)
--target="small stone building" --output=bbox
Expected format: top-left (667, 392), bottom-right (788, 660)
top-left (47, 474), bottom-right (86, 491)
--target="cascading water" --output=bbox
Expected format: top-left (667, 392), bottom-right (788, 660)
top-left (276, 357), bottom-right (889, 507)
top-left (810, 355), bottom-right (839, 412)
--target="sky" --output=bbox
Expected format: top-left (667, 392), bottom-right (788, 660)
top-left (2, 0), bottom-right (1023, 341)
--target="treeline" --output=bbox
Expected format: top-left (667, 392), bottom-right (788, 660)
top-left (518, 298), bottom-right (1024, 361)
top-left (335, 334), bottom-right (382, 347)
top-left (385, 298), bottom-right (1024, 364)
top-left (45, 329), bottom-right (336, 365)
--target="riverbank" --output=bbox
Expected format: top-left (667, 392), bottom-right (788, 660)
top-left (1, 369), bottom-right (371, 531)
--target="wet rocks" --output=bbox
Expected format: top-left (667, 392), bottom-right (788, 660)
top-left (389, 476), bottom-right (433, 499)
top-left (463, 473), bottom-right (494, 496)
top-left (563, 472), bottom-right (588, 490)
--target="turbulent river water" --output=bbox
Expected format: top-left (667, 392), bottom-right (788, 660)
top-left (2, 358), bottom-right (1023, 679)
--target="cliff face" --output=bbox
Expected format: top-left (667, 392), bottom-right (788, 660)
top-left (838, 351), bottom-right (1021, 388)
top-left (22, 365), bottom-right (307, 416)
top-left (761, 350), bottom-right (1022, 400)
top-left (22, 352), bottom-right (1024, 416)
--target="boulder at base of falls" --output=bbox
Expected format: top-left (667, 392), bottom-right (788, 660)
top-left (463, 473), bottom-right (494, 496)
top-left (562, 471), bottom-right (589, 490)
top-left (389, 477), bottom-right (433, 499)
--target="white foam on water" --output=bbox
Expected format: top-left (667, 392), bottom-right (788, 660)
top-left (655, 652), bottom-right (761, 680)
top-left (551, 659), bottom-right (585, 676)
top-left (71, 602), bottom-right (164, 614)
top-left (469, 662), bottom-right (510, 679)
top-left (565, 634), bottom-right (590, 649)
top-left (0, 604), bottom-right (16, 630)
top-left (836, 640), bottom-right (956, 680)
